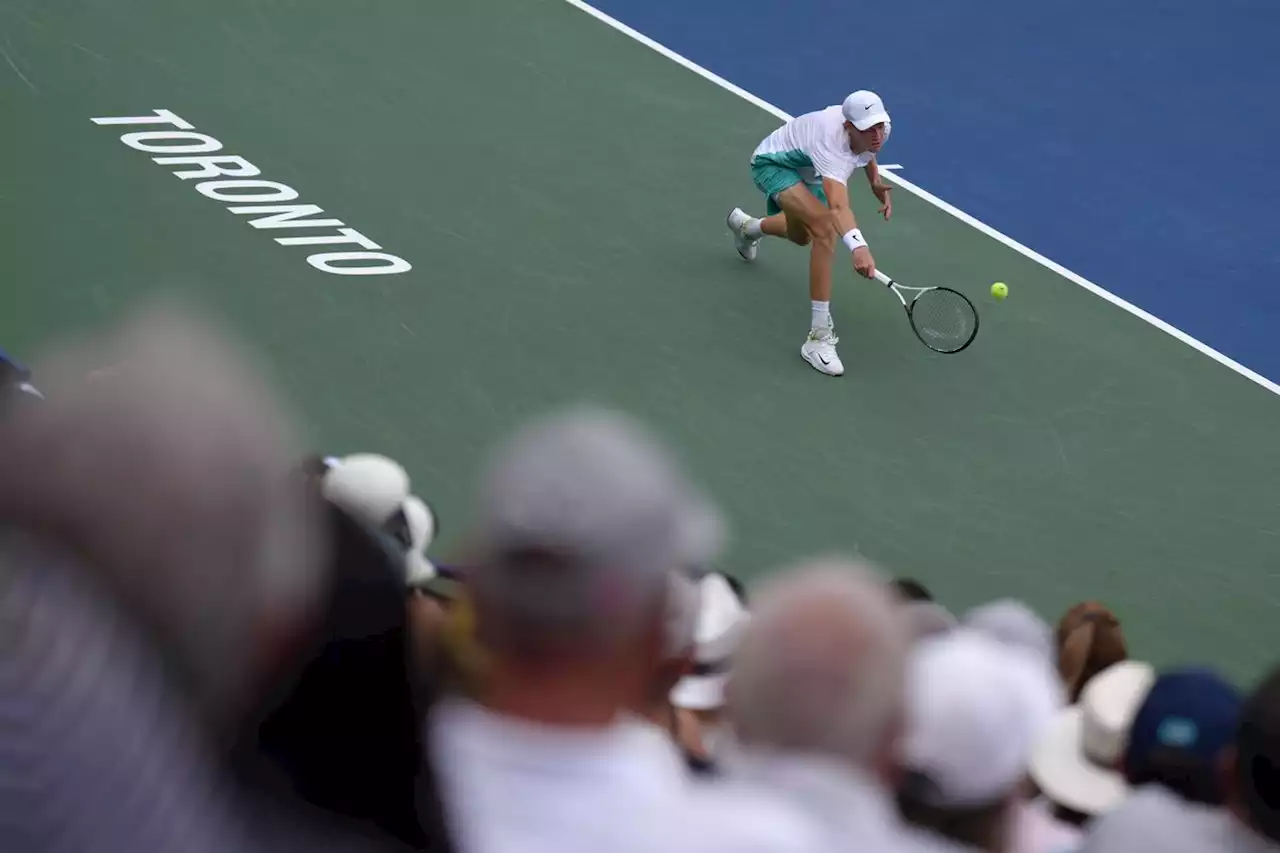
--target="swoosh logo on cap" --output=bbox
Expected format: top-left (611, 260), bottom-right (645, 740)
top-left (864, 104), bottom-right (874, 111)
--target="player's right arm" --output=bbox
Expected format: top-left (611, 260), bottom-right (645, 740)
top-left (821, 177), bottom-right (876, 280)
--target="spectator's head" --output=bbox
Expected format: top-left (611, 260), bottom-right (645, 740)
top-left (898, 628), bottom-right (1062, 853)
top-left (397, 495), bottom-right (438, 587)
top-left (317, 453), bottom-right (441, 591)
top-left (902, 601), bottom-right (956, 643)
top-left (321, 453), bottom-right (411, 531)
top-left (1029, 660), bottom-right (1154, 822)
top-left (890, 577), bottom-right (935, 602)
top-left (0, 298), bottom-right (326, 724)
top-left (726, 556), bottom-right (909, 784)
top-left (888, 577), bottom-right (955, 643)
top-left (1121, 667), bottom-right (1240, 805)
top-left (1229, 664), bottom-right (1280, 843)
top-left (653, 568), bottom-right (703, 702)
top-left (467, 405), bottom-right (722, 724)
top-left (964, 598), bottom-right (1055, 666)
top-left (670, 571), bottom-right (749, 716)
top-left (1056, 601), bottom-right (1128, 703)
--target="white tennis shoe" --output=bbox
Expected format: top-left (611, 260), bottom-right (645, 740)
top-left (726, 207), bottom-right (759, 262)
top-left (801, 326), bottom-right (844, 376)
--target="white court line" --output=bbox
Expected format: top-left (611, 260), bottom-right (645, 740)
top-left (562, 0), bottom-right (1280, 398)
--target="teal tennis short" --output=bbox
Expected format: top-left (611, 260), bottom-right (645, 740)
top-left (750, 158), bottom-right (829, 215)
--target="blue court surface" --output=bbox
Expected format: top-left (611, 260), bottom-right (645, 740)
top-left (580, 0), bottom-right (1280, 389)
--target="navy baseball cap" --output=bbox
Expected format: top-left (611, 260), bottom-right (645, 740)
top-left (1124, 666), bottom-right (1241, 804)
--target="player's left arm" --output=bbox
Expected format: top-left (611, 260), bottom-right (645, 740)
top-left (864, 158), bottom-right (892, 221)
top-left (820, 177), bottom-right (858, 234)
top-left (821, 176), bottom-right (876, 279)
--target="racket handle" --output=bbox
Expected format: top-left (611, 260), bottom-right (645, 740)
top-left (873, 269), bottom-right (893, 286)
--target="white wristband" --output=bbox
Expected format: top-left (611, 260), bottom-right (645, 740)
top-left (842, 229), bottom-right (867, 252)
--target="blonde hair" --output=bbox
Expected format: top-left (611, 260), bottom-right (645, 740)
top-left (1056, 601), bottom-right (1127, 703)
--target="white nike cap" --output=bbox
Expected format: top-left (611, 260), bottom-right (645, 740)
top-left (842, 90), bottom-right (890, 131)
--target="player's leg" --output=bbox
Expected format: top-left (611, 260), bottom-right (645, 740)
top-left (727, 161), bottom-right (814, 260)
top-left (771, 182), bottom-right (844, 377)
top-left (759, 212), bottom-right (809, 244)
top-left (727, 209), bottom-right (808, 251)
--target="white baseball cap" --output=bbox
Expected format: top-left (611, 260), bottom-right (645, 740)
top-left (1029, 660), bottom-right (1156, 816)
top-left (964, 598), bottom-right (1055, 665)
top-left (903, 600), bottom-right (957, 642)
top-left (472, 406), bottom-right (726, 635)
top-left (842, 90), bottom-right (891, 132)
top-left (670, 572), bottom-right (750, 711)
top-left (321, 453), bottom-right (411, 529)
top-left (402, 494), bottom-right (439, 586)
top-left (902, 628), bottom-right (1064, 807)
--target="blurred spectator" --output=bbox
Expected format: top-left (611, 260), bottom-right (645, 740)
top-left (670, 571), bottom-right (751, 768)
top-left (1121, 667), bottom-right (1241, 806)
top-left (321, 454), bottom-right (411, 530)
top-left (0, 535), bottom-right (250, 853)
top-left (1081, 664), bottom-right (1280, 853)
top-left (1056, 602), bottom-right (1128, 704)
top-left (898, 628), bottom-right (1071, 853)
top-left (0, 301), bottom-right (323, 851)
top-left (889, 576), bottom-right (955, 642)
top-left (316, 452), bottom-right (440, 590)
top-left (904, 601), bottom-right (958, 643)
top-left (0, 300), bottom-right (439, 852)
top-left (1029, 660), bottom-right (1155, 824)
top-left (632, 568), bottom-right (706, 776)
top-left (891, 578), bottom-right (936, 602)
top-left (721, 557), bottom-right (962, 852)
top-left (1232, 664), bottom-right (1280, 843)
top-left (0, 298), bottom-right (325, 730)
top-left (227, 493), bottom-right (439, 852)
top-left (425, 405), bottom-right (798, 853)
top-left (964, 599), bottom-right (1056, 667)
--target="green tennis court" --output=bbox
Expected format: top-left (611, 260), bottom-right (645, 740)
top-left (6, 0), bottom-right (1279, 680)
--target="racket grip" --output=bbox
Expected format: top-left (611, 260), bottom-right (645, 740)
top-left (873, 270), bottom-right (893, 286)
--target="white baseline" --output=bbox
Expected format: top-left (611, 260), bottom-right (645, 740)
top-left (563, 0), bottom-right (1280, 398)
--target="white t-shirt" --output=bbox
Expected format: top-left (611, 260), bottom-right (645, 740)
top-left (428, 698), bottom-right (820, 853)
top-left (751, 106), bottom-right (882, 186)
top-left (717, 750), bottom-right (967, 853)
top-left (1012, 798), bottom-right (1084, 853)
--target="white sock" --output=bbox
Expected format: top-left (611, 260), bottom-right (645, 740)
top-left (811, 300), bottom-right (831, 330)
top-left (744, 218), bottom-right (764, 238)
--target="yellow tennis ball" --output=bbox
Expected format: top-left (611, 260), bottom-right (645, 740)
top-left (991, 282), bottom-right (1009, 300)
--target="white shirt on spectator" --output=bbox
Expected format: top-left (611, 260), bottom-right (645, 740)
top-left (1012, 797), bottom-right (1083, 853)
top-left (428, 697), bottom-right (819, 853)
top-left (715, 750), bottom-right (969, 853)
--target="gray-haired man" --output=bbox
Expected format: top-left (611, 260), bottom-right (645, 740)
top-left (426, 405), bottom-right (815, 853)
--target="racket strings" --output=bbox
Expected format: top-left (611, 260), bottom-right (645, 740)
top-left (909, 289), bottom-right (978, 353)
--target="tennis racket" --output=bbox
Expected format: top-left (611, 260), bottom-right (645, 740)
top-left (874, 269), bottom-right (979, 354)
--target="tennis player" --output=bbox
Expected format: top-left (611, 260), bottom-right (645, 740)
top-left (727, 91), bottom-right (893, 377)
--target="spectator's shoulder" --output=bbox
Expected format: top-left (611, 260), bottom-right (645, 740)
top-left (679, 784), bottom-right (826, 853)
top-left (1081, 786), bottom-right (1227, 853)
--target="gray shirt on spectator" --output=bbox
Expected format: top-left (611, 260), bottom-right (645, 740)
top-left (0, 536), bottom-right (249, 853)
top-left (1082, 785), bottom-right (1277, 853)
